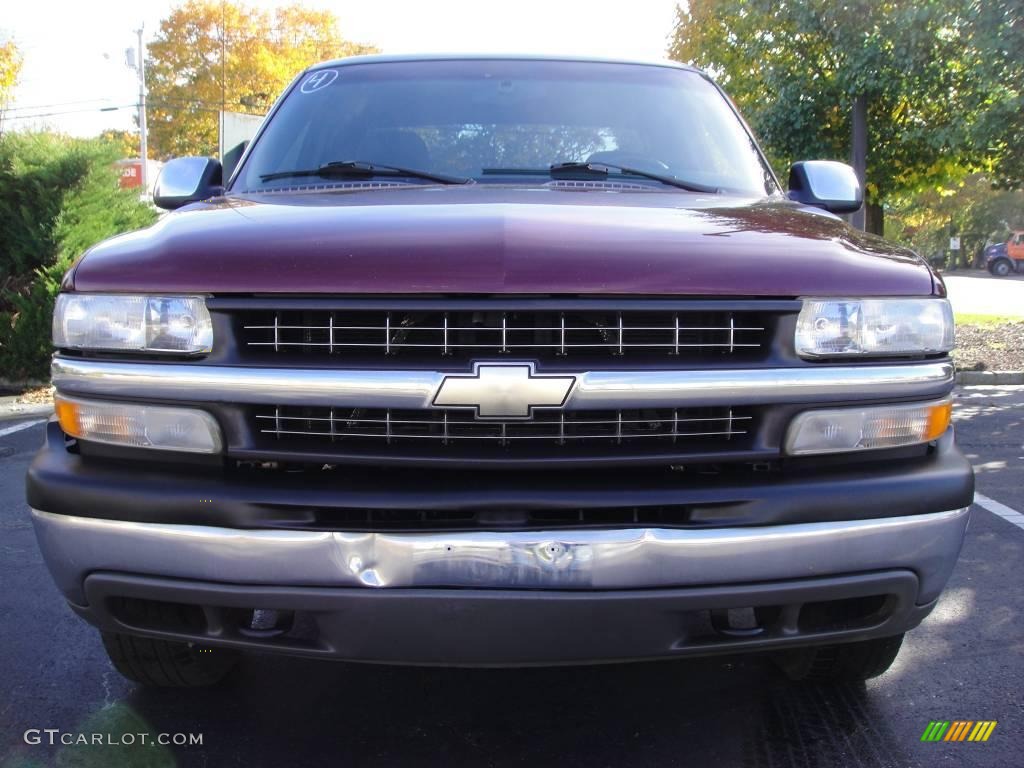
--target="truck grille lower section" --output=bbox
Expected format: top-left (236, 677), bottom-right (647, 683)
top-left (264, 504), bottom-right (707, 531)
top-left (239, 309), bottom-right (768, 363)
top-left (255, 406), bottom-right (751, 448)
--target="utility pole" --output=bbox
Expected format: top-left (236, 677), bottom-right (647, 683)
top-left (850, 94), bottom-right (867, 232)
top-left (220, 0), bottom-right (227, 160)
top-left (132, 25), bottom-right (148, 195)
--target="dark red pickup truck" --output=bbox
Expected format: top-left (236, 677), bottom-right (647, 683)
top-left (29, 55), bottom-right (973, 687)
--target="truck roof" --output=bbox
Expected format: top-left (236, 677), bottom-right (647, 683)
top-left (307, 52), bottom-right (703, 76)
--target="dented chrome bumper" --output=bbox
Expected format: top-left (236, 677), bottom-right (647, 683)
top-left (32, 507), bottom-right (970, 606)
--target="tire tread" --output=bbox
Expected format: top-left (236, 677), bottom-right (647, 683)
top-left (100, 601), bottom-right (238, 688)
top-left (778, 634), bottom-right (904, 682)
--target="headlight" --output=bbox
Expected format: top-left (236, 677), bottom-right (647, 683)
top-left (53, 294), bottom-right (213, 354)
top-left (785, 399), bottom-right (952, 455)
top-left (55, 395), bottom-right (222, 453)
top-left (795, 298), bottom-right (953, 358)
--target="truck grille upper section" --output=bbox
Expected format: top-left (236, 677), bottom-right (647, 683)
top-left (238, 308), bottom-right (770, 363)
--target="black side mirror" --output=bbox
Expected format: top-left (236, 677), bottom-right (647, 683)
top-left (221, 141), bottom-right (249, 183)
top-left (153, 157), bottom-right (224, 210)
top-left (787, 160), bottom-right (863, 214)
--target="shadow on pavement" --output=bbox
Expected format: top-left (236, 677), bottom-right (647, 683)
top-left (111, 653), bottom-right (906, 768)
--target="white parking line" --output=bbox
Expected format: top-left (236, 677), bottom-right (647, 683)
top-left (0, 419), bottom-right (47, 438)
top-left (975, 492), bottom-right (1024, 531)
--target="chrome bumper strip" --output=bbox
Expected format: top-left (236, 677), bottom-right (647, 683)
top-left (51, 357), bottom-right (954, 410)
top-left (33, 507), bottom-right (969, 606)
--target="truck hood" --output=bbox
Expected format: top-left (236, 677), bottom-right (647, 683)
top-left (71, 187), bottom-right (935, 296)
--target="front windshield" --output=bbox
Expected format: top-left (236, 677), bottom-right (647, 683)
top-left (235, 59), bottom-right (778, 196)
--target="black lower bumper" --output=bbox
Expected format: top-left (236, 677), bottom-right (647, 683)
top-left (26, 421), bottom-right (974, 531)
top-left (74, 570), bottom-right (934, 666)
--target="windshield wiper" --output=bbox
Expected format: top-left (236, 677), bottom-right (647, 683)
top-left (482, 162), bottom-right (720, 193)
top-left (260, 160), bottom-right (471, 185)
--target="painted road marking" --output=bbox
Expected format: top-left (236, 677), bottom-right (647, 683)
top-left (975, 492), bottom-right (1024, 531)
top-left (0, 419), bottom-right (46, 438)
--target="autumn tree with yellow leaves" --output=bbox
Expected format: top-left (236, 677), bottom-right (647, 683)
top-left (0, 39), bottom-right (24, 128)
top-left (145, 0), bottom-right (377, 158)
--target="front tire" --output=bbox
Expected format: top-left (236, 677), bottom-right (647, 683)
top-left (101, 631), bottom-right (239, 687)
top-left (776, 633), bottom-right (904, 682)
top-left (990, 259), bottom-right (1012, 277)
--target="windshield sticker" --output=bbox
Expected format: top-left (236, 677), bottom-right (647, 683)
top-left (300, 70), bottom-right (338, 94)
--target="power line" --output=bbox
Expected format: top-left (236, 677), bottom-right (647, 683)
top-left (3, 98), bottom-right (121, 113)
top-left (149, 97), bottom-right (269, 113)
top-left (1, 104), bottom-right (137, 121)
top-left (1, 98), bottom-right (266, 123)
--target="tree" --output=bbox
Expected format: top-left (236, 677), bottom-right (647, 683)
top-left (0, 39), bottom-right (23, 129)
top-left (98, 128), bottom-right (139, 158)
top-left (968, 0), bottom-right (1024, 189)
top-left (668, 1), bottom-right (1016, 234)
top-left (887, 174), bottom-right (1024, 266)
top-left (145, 0), bottom-right (378, 158)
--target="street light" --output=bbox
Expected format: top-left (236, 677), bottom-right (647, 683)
top-left (125, 26), bottom-right (148, 195)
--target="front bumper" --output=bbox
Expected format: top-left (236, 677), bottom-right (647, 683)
top-left (33, 507), bottom-right (970, 602)
top-left (31, 505), bottom-right (970, 665)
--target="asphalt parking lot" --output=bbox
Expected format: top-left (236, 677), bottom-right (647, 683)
top-left (1, 387), bottom-right (1022, 768)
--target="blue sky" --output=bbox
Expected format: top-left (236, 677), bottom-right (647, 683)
top-left (2, 0), bottom-right (680, 137)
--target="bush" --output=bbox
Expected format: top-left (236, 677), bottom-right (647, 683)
top-left (0, 133), bottom-right (92, 282)
top-left (0, 133), bottom-right (156, 381)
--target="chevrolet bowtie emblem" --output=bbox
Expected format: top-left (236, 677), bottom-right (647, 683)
top-left (432, 363), bottom-right (576, 419)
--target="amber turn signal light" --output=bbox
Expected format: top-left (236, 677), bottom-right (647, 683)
top-left (53, 395), bottom-right (222, 453)
top-left (786, 398), bottom-right (953, 455)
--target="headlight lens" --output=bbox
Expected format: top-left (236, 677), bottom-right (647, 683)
top-left (795, 298), bottom-right (954, 358)
top-left (53, 294), bottom-right (213, 354)
top-left (55, 395), bottom-right (222, 453)
top-left (785, 399), bottom-right (952, 455)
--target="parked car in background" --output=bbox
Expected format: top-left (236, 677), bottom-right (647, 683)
top-left (30, 55), bottom-right (972, 689)
top-left (986, 231), bottom-right (1024, 275)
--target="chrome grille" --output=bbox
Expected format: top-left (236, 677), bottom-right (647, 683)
top-left (255, 406), bottom-right (751, 445)
top-left (239, 309), bottom-right (767, 361)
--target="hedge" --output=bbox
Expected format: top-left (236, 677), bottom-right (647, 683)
top-left (0, 133), bottom-right (156, 381)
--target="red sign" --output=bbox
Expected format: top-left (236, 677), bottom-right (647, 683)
top-left (117, 161), bottom-right (142, 189)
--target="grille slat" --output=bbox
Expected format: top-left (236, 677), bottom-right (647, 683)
top-left (255, 407), bottom-right (751, 445)
top-left (244, 341), bottom-right (762, 349)
top-left (240, 309), bottom-right (767, 361)
top-left (241, 325), bottom-right (766, 331)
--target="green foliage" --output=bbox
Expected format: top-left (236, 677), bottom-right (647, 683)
top-left (885, 174), bottom-right (1024, 264)
top-left (954, 313), bottom-right (1020, 327)
top-left (968, 0), bottom-right (1024, 189)
top-left (0, 133), bottom-right (93, 280)
top-left (0, 254), bottom-right (73, 382)
top-left (0, 133), bottom-right (156, 381)
top-left (668, 0), bottom-right (1021, 205)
